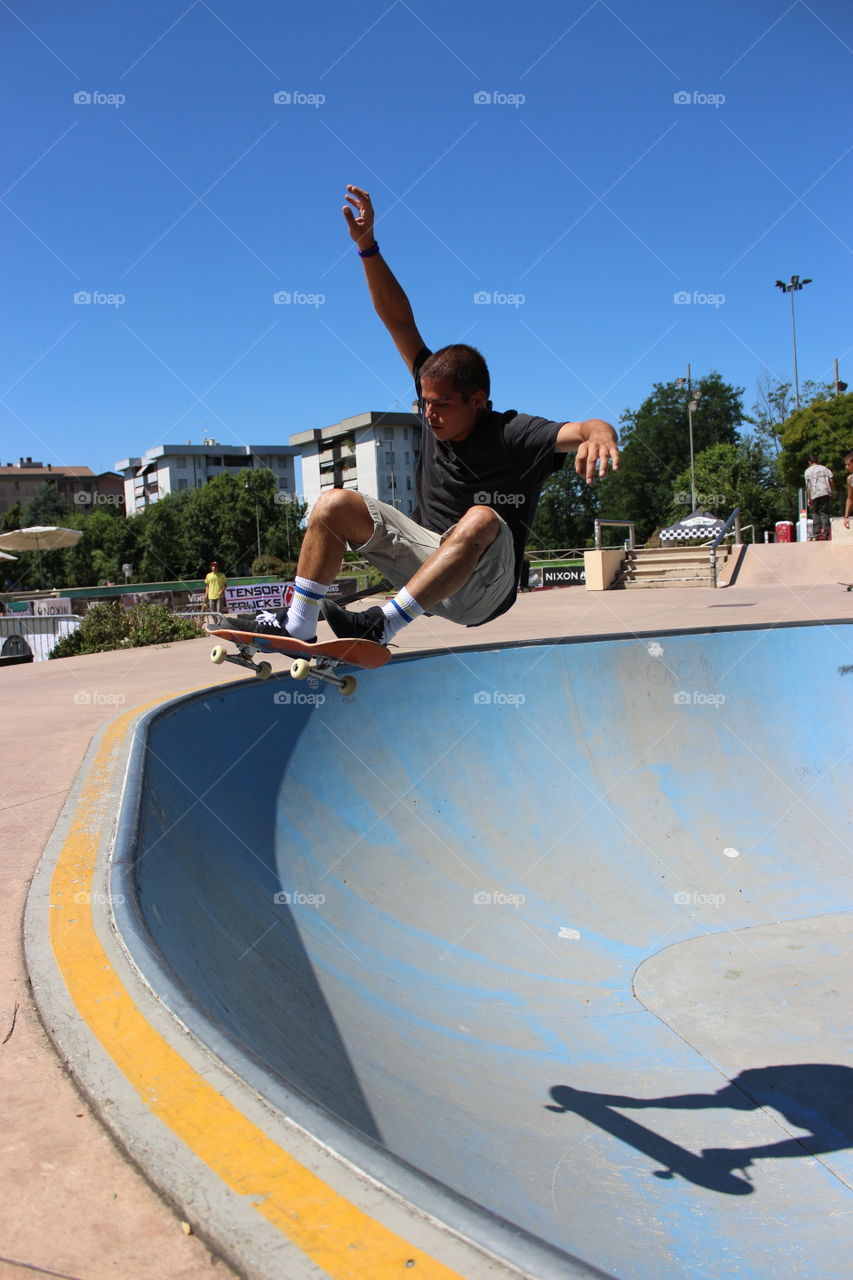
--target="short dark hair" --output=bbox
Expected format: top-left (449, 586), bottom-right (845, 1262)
top-left (845, 451), bottom-right (853, 462)
top-left (420, 344), bottom-right (490, 402)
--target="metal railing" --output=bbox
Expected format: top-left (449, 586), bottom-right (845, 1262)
top-left (0, 613), bottom-right (80, 662)
top-left (593, 520), bottom-right (636, 550)
top-left (709, 508), bottom-right (740, 587)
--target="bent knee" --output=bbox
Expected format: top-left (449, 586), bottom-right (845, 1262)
top-left (455, 504), bottom-right (503, 545)
top-left (308, 489), bottom-right (372, 540)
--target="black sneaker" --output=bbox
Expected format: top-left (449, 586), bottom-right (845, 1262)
top-left (320, 599), bottom-right (386, 644)
top-left (223, 609), bottom-right (315, 643)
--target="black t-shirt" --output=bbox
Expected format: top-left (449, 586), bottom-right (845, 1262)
top-left (411, 347), bottom-right (565, 618)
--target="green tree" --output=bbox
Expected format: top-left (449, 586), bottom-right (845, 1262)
top-left (136, 491), bottom-right (193, 582)
top-left (598, 372), bottom-right (746, 542)
top-left (778, 392), bottom-right (853, 495)
top-left (60, 506), bottom-right (135, 587)
top-left (666, 438), bottom-right (791, 535)
top-left (749, 375), bottom-right (835, 456)
top-left (528, 467), bottom-right (600, 550)
top-left (22, 480), bottom-right (71, 526)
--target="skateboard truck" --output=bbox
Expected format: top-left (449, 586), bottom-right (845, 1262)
top-left (210, 641), bottom-right (358, 695)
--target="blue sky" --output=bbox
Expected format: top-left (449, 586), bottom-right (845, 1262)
top-left (2, 0), bottom-right (851, 482)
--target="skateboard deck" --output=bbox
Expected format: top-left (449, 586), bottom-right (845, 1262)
top-left (206, 625), bottom-right (390, 693)
top-left (839, 582), bottom-right (853, 591)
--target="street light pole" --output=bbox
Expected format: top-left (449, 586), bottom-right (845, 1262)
top-left (675, 364), bottom-right (700, 510)
top-left (774, 275), bottom-right (812, 410)
top-left (244, 482), bottom-right (262, 564)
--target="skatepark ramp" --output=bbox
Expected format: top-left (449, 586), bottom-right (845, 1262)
top-left (116, 621), bottom-right (853, 1279)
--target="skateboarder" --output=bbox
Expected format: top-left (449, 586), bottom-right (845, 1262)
top-left (227, 185), bottom-right (619, 645)
top-left (804, 454), bottom-right (835, 541)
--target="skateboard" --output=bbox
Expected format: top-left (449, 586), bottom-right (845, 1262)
top-left (839, 582), bottom-right (853, 592)
top-left (206, 625), bottom-right (391, 695)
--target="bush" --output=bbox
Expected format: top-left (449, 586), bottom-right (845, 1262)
top-left (50, 600), bottom-right (203, 659)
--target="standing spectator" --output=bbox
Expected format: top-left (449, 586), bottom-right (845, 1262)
top-left (804, 454), bottom-right (835, 541)
top-left (204, 560), bottom-right (228, 617)
top-left (843, 451), bottom-right (853, 531)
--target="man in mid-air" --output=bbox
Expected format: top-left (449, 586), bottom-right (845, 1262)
top-left (229, 185), bottom-right (619, 645)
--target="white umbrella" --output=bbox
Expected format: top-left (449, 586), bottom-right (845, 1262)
top-left (0, 526), bottom-right (82, 588)
top-left (0, 525), bottom-right (83, 552)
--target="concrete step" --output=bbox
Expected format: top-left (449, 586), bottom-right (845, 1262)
top-left (609, 544), bottom-right (731, 589)
top-left (620, 577), bottom-right (715, 589)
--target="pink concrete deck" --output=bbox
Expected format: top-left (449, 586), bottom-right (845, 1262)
top-left (1, 574), bottom-right (849, 1280)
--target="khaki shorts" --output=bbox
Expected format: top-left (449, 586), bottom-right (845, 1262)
top-left (354, 494), bottom-right (516, 625)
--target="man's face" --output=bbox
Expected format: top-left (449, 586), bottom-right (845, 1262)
top-left (420, 377), bottom-right (485, 444)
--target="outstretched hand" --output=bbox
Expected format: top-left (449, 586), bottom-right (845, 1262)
top-left (574, 432), bottom-right (620, 486)
top-left (342, 184), bottom-right (375, 249)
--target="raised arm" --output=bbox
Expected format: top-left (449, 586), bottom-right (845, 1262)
top-left (342, 185), bottom-right (427, 373)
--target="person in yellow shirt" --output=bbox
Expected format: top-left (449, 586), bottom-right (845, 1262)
top-left (204, 560), bottom-right (228, 617)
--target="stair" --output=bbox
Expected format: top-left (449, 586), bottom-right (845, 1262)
top-left (611, 545), bottom-right (732, 589)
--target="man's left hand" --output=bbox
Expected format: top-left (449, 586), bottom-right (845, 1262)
top-left (574, 430), bottom-right (620, 486)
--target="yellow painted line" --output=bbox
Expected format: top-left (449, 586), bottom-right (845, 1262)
top-left (49, 696), bottom-right (467, 1280)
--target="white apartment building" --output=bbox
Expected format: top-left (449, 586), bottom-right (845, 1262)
top-left (290, 411), bottom-right (421, 514)
top-left (115, 442), bottom-right (299, 515)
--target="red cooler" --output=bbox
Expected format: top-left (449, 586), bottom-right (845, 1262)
top-left (775, 521), bottom-right (794, 543)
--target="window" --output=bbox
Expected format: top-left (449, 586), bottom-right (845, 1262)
top-left (175, 456), bottom-right (187, 468)
top-left (177, 478), bottom-right (188, 490)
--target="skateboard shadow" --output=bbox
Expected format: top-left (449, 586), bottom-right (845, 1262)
top-left (546, 1064), bottom-right (853, 1195)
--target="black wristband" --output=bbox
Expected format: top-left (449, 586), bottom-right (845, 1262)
top-left (358, 242), bottom-right (380, 258)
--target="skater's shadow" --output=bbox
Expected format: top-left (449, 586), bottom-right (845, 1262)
top-left (546, 1063), bottom-right (853, 1196)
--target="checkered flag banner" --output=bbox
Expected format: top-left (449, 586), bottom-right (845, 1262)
top-left (660, 511), bottom-right (725, 543)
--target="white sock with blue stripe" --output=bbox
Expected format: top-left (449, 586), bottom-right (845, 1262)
top-left (380, 586), bottom-right (424, 643)
top-left (285, 576), bottom-right (329, 640)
